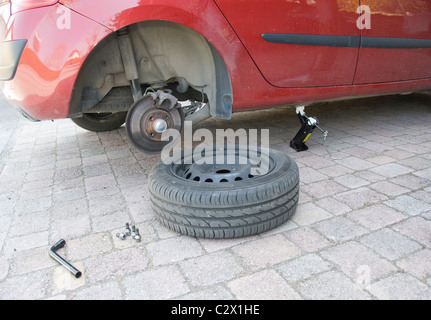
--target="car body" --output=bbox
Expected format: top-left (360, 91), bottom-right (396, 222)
top-left (1, 1), bottom-right (430, 134)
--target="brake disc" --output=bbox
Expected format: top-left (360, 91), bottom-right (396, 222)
top-left (125, 91), bottom-right (184, 154)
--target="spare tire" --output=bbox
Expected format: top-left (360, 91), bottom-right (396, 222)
top-left (148, 145), bottom-right (300, 239)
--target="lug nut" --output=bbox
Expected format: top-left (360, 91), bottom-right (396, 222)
top-left (134, 228), bottom-right (141, 242)
top-left (116, 232), bottom-right (127, 240)
top-left (125, 223), bottom-right (131, 236)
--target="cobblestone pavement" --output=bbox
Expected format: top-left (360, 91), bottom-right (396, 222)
top-left (0, 91), bottom-right (430, 300)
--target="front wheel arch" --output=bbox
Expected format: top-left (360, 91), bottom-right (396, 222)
top-left (69, 20), bottom-right (233, 122)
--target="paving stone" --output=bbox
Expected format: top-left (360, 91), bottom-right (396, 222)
top-left (366, 155), bottom-right (396, 165)
top-left (147, 236), bottom-right (204, 266)
top-left (334, 187), bottom-right (388, 210)
top-left (69, 281), bottom-right (123, 300)
top-left (347, 204), bottom-right (407, 231)
top-left (9, 246), bottom-right (57, 277)
top-left (320, 241), bottom-right (397, 282)
top-left (50, 215), bottom-right (92, 241)
top-left (360, 229), bottom-right (422, 261)
top-left (84, 247), bottom-right (148, 284)
top-left (383, 149), bottom-right (414, 160)
top-left (354, 170), bottom-right (386, 183)
top-left (298, 167), bottom-right (328, 184)
top-left (397, 143), bottom-right (431, 155)
top-left (178, 286), bottom-right (233, 300)
top-left (385, 195), bottom-right (430, 216)
top-left (277, 253), bottom-right (332, 283)
top-left (343, 146), bottom-right (378, 159)
top-left (396, 249), bottom-right (431, 279)
top-left (295, 271), bottom-right (372, 300)
top-left (66, 233), bottom-right (113, 260)
top-left (367, 273), bottom-right (431, 300)
top-left (8, 211), bottom-right (50, 237)
top-left (413, 167), bottom-right (431, 180)
top-left (4, 231), bottom-right (49, 254)
top-left (389, 174), bottom-right (430, 191)
top-left (314, 197), bottom-right (351, 216)
top-left (313, 216), bottom-right (368, 243)
top-left (0, 255), bottom-right (8, 281)
top-left (284, 227), bottom-right (332, 252)
top-left (122, 265), bottom-right (190, 299)
top-left (398, 156), bottom-right (431, 170)
top-left (318, 164), bottom-right (353, 178)
top-left (290, 202), bottom-right (332, 226)
top-left (84, 174), bottom-right (117, 192)
top-left (369, 181), bottom-right (410, 197)
top-left (231, 234), bottom-right (302, 271)
top-left (301, 180), bottom-right (348, 199)
top-left (369, 163), bottom-right (414, 178)
top-left (88, 193), bottom-right (127, 217)
top-left (52, 262), bottom-right (86, 295)
top-left (392, 216), bottom-right (431, 248)
top-left (228, 269), bottom-right (302, 300)
top-left (91, 211), bottom-right (131, 233)
top-left (334, 174), bottom-right (369, 189)
top-left (410, 190), bottom-right (431, 204)
top-left (198, 237), bottom-right (252, 253)
top-left (296, 155), bottom-right (334, 169)
top-left (0, 270), bottom-right (51, 300)
top-left (335, 156), bottom-right (376, 171)
top-left (179, 251), bottom-right (244, 287)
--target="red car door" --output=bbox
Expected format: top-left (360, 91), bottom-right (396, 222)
top-left (354, 0), bottom-right (431, 84)
top-left (213, 0), bottom-right (360, 88)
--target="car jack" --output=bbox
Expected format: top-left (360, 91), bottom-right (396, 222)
top-left (290, 106), bottom-right (328, 152)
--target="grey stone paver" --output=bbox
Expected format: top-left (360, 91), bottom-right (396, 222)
top-left (276, 253), bottom-right (332, 283)
top-left (228, 269), bottom-right (302, 300)
top-left (347, 204), bottom-right (407, 231)
top-left (1, 92), bottom-right (431, 300)
top-left (396, 249), bottom-right (431, 279)
top-left (360, 229), bottom-right (422, 261)
top-left (367, 273), bottom-right (431, 300)
top-left (320, 241), bottom-right (397, 282)
top-left (295, 271), bottom-right (372, 300)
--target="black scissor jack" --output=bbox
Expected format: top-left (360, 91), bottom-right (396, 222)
top-left (290, 106), bottom-right (328, 152)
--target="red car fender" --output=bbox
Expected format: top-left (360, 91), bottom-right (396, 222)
top-left (60, 0), bottom-right (270, 112)
top-left (1, 4), bottom-right (112, 120)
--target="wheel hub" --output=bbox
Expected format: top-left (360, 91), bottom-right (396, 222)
top-left (126, 93), bottom-right (184, 154)
top-left (152, 118), bottom-right (168, 134)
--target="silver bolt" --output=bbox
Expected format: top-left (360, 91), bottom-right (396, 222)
top-left (125, 223), bottom-right (131, 236)
top-left (116, 233), bottom-right (127, 240)
top-left (134, 228), bottom-right (141, 242)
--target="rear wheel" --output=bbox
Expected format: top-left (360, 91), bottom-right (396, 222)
top-left (148, 145), bottom-right (300, 239)
top-left (71, 112), bottom-right (127, 132)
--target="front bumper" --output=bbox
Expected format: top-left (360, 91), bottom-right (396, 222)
top-left (0, 39), bottom-right (27, 81)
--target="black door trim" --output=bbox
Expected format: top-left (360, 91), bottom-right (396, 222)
top-left (262, 33), bottom-right (431, 49)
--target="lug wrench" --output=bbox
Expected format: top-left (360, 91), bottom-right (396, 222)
top-left (49, 239), bottom-right (82, 279)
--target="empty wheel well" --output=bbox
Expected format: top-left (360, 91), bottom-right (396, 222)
top-left (69, 20), bottom-right (233, 120)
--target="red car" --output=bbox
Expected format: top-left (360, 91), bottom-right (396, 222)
top-left (1, 0), bottom-right (431, 153)
top-left (1, 0), bottom-right (431, 238)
